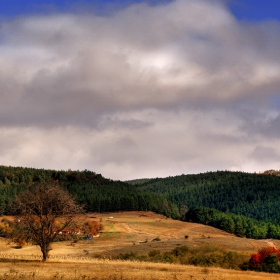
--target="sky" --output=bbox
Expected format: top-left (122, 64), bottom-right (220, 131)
top-left (0, 0), bottom-right (280, 180)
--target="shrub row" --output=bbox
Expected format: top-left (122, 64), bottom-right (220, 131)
top-left (100, 244), bottom-right (248, 270)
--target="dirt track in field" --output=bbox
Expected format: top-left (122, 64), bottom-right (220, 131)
top-left (1, 211), bottom-right (280, 259)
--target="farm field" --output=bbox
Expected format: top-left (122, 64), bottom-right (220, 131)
top-left (1, 259), bottom-right (280, 280)
top-left (1, 211), bottom-right (280, 279)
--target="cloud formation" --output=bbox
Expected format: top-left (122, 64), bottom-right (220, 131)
top-left (1, 0), bottom-right (280, 180)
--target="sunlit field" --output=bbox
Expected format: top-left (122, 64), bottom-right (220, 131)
top-left (1, 212), bottom-right (280, 279)
top-left (1, 259), bottom-right (280, 280)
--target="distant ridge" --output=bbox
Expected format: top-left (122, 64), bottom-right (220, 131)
top-left (130, 170), bottom-right (280, 224)
top-left (0, 165), bottom-right (179, 218)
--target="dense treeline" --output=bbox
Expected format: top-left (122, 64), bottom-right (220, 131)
top-left (185, 206), bottom-right (280, 239)
top-left (0, 166), bottom-right (179, 218)
top-left (132, 171), bottom-right (280, 224)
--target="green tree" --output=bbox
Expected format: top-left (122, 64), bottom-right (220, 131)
top-left (220, 216), bottom-right (235, 234)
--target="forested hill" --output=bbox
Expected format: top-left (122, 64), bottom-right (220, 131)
top-left (2, 166), bottom-right (280, 227)
top-left (129, 171), bottom-right (280, 224)
top-left (0, 165), bottom-right (179, 218)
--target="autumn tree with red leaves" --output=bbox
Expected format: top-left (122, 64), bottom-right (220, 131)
top-left (249, 253), bottom-right (261, 268)
top-left (248, 246), bottom-right (280, 273)
top-left (258, 246), bottom-right (280, 263)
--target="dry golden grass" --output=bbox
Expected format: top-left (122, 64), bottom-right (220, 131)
top-left (3, 211), bottom-right (280, 257)
top-left (0, 259), bottom-right (280, 280)
top-left (1, 211), bottom-right (280, 279)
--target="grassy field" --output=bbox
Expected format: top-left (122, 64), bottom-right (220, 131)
top-left (1, 259), bottom-right (280, 280)
top-left (1, 211), bottom-right (280, 279)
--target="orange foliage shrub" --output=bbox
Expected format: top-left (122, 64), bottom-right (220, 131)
top-left (14, 235), bottom-right (27, 247)
top-left (249, 253), bottom-right (261, 268)
top-left (249, 246), bottom-right (280, 269)
top-left (83, 220), bottom-right (103, 237)
top-left (258, 246), bottom-right (280, 263)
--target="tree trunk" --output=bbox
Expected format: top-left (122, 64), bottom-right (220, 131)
top-left (41, 244), bottom-right (50, 262)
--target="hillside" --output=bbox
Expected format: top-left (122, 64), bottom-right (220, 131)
top-left (128, 171), bottom-right (280, 238)
top-left (1, 212), bottom-right (280, 279)
top-left (2, 166), bottom-right (280, 238)
top-left (130, 171), bottom-right (280, 224)
top-left (0, 165), bottom-right (179, 218)
top-left (1, 212), bottom-right (279, 258)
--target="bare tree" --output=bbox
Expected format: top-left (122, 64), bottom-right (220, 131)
top-left (11, 182), bottom-right (83, 261)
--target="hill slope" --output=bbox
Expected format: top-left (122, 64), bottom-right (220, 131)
top-left (0, 166), bottom-right (179, 217)
top-left (130, 171), bottom-right (280, 224)
top-left (1, 212), bottom-right (280, 280)
top-left (2, 166), bottom-right (280, 231)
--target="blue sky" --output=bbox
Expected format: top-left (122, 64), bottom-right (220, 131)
top-left (0, 0), bottom-right (280, 180)
top-left (229, 0), bottom-right (280, 21)
top-left (1, 0), bottom-right (280, 21)
top-left (2, 0), bottom-right (171, 16)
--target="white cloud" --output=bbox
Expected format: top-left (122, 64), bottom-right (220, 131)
top-left (0, 0), bottom-right (280, 179)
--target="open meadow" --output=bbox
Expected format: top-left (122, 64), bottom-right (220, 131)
top-left (1, 259), bottom-right (280, 280)
top-left (1, 211), bottom-right (280, 279)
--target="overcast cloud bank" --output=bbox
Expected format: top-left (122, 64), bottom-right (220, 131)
top-left (1, 0), bottom-right (280, 180)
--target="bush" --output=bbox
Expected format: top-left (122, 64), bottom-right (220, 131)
top-left (262, 254), bottom-right (280, 273)
top-left (0, 220), bottom-right (12, 237)
top-left (247, 246), bottom-right (280, 273)
top-left (112, 244), bottom-right (247, 270)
